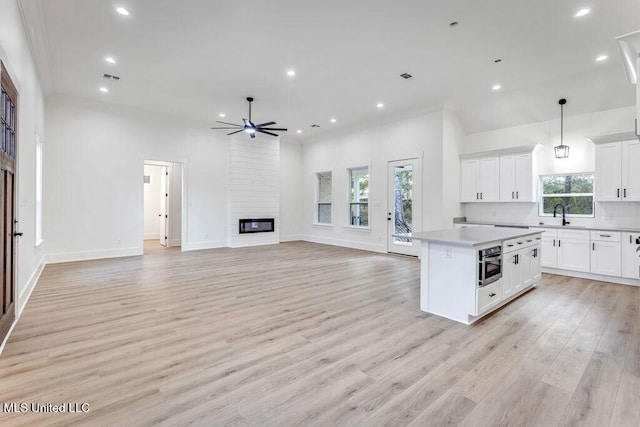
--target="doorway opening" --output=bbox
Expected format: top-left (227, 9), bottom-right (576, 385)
top-left (143, 160), bottom-right (183, 253)
top-left (387, 158), bottom-right (422, 257)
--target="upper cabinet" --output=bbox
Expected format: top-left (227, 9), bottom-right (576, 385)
top-left (595, 139), bottom-right (640, 202)
top-left (460, 147), bottom-right (537, 203)
top-left (460, 157), bottom-right (499, 202)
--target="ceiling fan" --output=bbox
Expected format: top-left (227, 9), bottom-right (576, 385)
top-left (211, 97), bottom-right (287, 138)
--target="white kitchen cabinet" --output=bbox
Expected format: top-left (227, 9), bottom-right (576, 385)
top-left (556, 229), bottom-right (591, 272)
top-left (460, 157), bottom-right (499, 202)
top-left (502, 235), bottom-right (541, 299)
top-left (539, 228), bottom-right (558, 268)
top-left (595, 140), bottom-right (640, 202)
top-left (502, 251), bottom-right (517, 298)
top-left (622, 232), bottom-right (640, 279)
top-left (522, 244), bottom-right (541, 287)
top-left (590, 232), bottom-right (621, 277)
top-left (499, 153), bottom-right (535, 202)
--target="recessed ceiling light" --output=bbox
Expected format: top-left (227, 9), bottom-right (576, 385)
top-left (492, 84), bottom-right (502, 91)
top-left (376, 102), bottom-right (384, 108)
top-left (116, 7), bottom-right (130, 16)
top-left (99, 87), bottom-right (109, 93)
top-left (575, 8), bottom-right (590, 17)
top-left (287, 70), bottom-right (296, 77)
top-left (296, 129), bottom-right (302, 134)
top-left (219, 113), bottom-right (226, 118)
top-left (105, 57), bottom-right (116, 64)
top-left (595, 54), bottom-right (608, 62)
top-left (330, 118), bottom-right (337, 123)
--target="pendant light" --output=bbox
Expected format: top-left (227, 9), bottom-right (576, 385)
top-left (554, 98), bottom-right (569, 159)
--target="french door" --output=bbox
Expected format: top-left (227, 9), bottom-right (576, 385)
top-left (1, 62), bottom-right (18, 344)
top-left (387, 158), bottom-right (421, 256)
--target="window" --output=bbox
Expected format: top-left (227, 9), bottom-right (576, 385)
top-left (349, 167), bottom-right (369, 226)
top-left (35, 134), bottom-right (43, 245)
top-left (539, 173), bottom-right (594, 217)
top-left (316, 171), bottom-right (332, 224)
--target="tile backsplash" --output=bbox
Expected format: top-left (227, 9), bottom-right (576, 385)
top-left (464, 202), bottom-right (640, 229)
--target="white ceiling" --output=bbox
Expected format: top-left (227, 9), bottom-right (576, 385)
top-left (20, 0), bottom-right (640, 138)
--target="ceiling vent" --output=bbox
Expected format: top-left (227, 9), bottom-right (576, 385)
top-left (400, 73), bottom-right (413, 80)
top-left (103, 73), bottom-right (120, 81)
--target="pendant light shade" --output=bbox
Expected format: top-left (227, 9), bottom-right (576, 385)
top-left (554, 98), bottom-right (569, 159)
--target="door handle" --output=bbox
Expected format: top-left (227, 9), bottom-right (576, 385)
top-left (13, 232), bottom-right (23, 237)
top-left (387, 212), bottom-right (392, 221)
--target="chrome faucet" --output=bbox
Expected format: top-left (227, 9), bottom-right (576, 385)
top-left (553, 204), bottom-right (570, 226)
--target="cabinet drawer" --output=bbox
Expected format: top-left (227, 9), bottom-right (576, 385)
top-left (557, 229), bottom-right (590, 240)
top-left (476, 280), bottom-right (503, 315)
top-left (503, 235), bottom-right (538, 252)
top-left (590, 231), bottom-right (621, 242)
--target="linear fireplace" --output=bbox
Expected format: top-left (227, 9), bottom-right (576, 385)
top-left (239, 218), bottom-right (275, 234)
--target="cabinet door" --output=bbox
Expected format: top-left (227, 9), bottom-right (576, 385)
top-left (557, 238), bottom-right (590, 272)
top-left (621, 233), bottom-right (640, 279)
top-left (502, 252), bottom-right (517, 298)
top-left (460, 159), bottom-right (479, 202)
top-left (531, 244), bottom-right (542, 282)
top-left (591, 241), bottom-right (622, 277)
top-left (622, 140), bottom-right (640, 201)
top-left (478, 157), bottom-right (500, 202)
top-left (517, 248), bottom-right (533, 290)
top-left (499, 155), bottom-right (516, 201)
top-left (514, 153), bottom-right (534, 202)
top-left (595, 142), bottom-right (622, 201)
top-left (541, 237), bottom-right (558, 268)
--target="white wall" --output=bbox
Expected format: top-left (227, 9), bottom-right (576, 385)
top-left (0, 0), bottom-right (47, 315)
top-left (44, 95), bottom-right (230, 261)
top-left (143, 164), bottom-right (162, 240)
top-left (302, 110), bottom-right (451, 253)
top-left (279, 139), bottom-right (303, 241)
top-left (462, 105), bottom-right (640, 229)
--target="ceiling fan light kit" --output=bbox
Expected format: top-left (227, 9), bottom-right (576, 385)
top-left (210, 97), bottom-right (287, 139)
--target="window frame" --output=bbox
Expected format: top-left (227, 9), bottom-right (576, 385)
top-left (315, 171), bottom-right (333, 226)
top-left (347, 166), bottom-right (370, 228)
top-left (538, 172), bottom-right (595, 218)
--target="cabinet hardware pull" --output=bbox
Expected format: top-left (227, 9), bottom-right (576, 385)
top-left (592, 242), bottom-right (595, 251)
top-left (631, 235), bottom-right (633, 244)
top-left (526, 239), bottom-right (532, 242)
top-left (489, 293), bottom-right (496, 297)
top-left (558, 240), bottom-right (561, 247)
top-left (507, 244), bottom-right (514, 247)
top-left (516, 191), bottom-right (519, 199)
top-left (553, 239), bottom-right (556, 247)
top-left (624, 188), bottom-right (627, 198)
top-left (480, 192), bottom-right (483, 200)
top-left (600, 234), bottom-right (611, 238)
top-left (617, 188), bottom-right (620, 198)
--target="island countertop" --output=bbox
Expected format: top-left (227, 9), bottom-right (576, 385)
top-left (398, 227), bottom-right (542, 247)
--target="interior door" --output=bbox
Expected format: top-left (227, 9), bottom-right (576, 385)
top-left (159, 166), bottom-right (168, 247)
top-left (387, 158), bottom-right (421, 256)
top-left (0, 63), bottom-right (18, 344)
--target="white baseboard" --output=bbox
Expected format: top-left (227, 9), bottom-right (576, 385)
top-left (0, 318), bottom-right (17, 357)
top-left (45, 247), bottom-right (143, 264)
top-left (280, 234), bottom-right (304, 242)
top-left (181, 240), bottom-right (227, 252)
top-left (542, 268), bottom-right (640, 287)
top-left (229, 241), bottom-right (280, 248)
top-left (18, 257), bottom-right (45, 316)
top-left (169, 238), bottom-right (181, 247)
top-left (303, 235), bottom-right (386, 253)
top-left (144, 233), bottom-right (160, 240)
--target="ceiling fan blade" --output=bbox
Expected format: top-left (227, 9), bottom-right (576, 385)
top-left (211, 127), bottom-right (244, 129)
top-left (227, 130), bottom-right (244, 135)
top-left (259, 127), bottom-right (288, 132)
top-left (256, 121), bottom-right (276, 127)
top-left (257, 129), bottom-right (279, 137)
top-left (216, 121), bottom-right (242, 127)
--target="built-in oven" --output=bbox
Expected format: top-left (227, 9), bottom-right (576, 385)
top-left (478, 245), bottom-right (502, 287)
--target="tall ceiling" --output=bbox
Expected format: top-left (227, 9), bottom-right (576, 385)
top-left (19, 0), bottom-right (640, 138)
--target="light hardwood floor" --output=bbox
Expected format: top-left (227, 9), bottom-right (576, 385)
top-left (0, 241), bottom-right (638, 426)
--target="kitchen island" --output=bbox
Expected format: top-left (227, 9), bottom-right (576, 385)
top-left (403, 227), bottom-right (543, 324)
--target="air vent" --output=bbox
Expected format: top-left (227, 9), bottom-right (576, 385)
top-left (400, 73), bottom-right (413, 80)
top-left (311, 124), bottom-right (320, 128)
top-left (103, 73), bottom-right (121, 81)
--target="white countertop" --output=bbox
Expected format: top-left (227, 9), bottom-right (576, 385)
top-left (398, 227), bottom-right (541, 247)
top-left (459, 220), bottom-right (640, 233)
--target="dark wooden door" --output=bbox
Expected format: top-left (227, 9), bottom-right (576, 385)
top-left (0, 62), bottom-right (18, 344)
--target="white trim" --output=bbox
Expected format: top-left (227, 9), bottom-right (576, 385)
top-left (169, 238), bottom-right (182, 247)
top-left (312, 223), bottom-right (334, 228)
top-left (0, 318), bottom-right (18, 356)
top-left (144, 233), bottom-right (161, 240)
top-left (542, 268), bottom-right (640, 287)
top-left (45, 247), bottom-right (142, 264)
top-left (181, 240), bottom-right (227, 252)
top-left (343, 225), bottom-right (371, 231)
top-left (280, 234), bottom-right (305, 242)
top-left (34, 238), bottom-right (44, 248)
top-left (304, 235), bottom-right (384, 253)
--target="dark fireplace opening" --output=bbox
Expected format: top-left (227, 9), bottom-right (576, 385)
top-left (239, 218), bottom-right (275, 234)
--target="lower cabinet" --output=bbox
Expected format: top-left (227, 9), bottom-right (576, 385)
top-left (621, 232), bottom-right (640, 279)
top-left (558, 238), bottom-right (591, 272)
top-left (476, 280), bottom-right (502, 315)
top-left (502, 241), bottom-right (541, 299)
top-left (541, 236), bottom-right (558, 268)
top-left (590, 231), bottom-right (621, 277)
